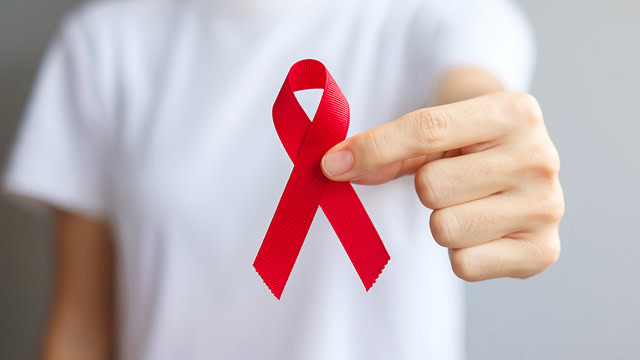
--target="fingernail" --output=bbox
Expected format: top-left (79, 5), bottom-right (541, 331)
top-left (322, 150), bottom-right (353, 177)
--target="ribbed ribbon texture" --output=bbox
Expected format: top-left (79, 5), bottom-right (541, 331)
top-left (254, 59), bottom-right (390, 299)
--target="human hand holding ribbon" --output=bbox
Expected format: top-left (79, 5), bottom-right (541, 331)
top-left (253, 59), bottom-right (390, 299)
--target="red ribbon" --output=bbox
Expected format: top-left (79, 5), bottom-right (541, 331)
top-left (254, 59), bottom-right (390, 299)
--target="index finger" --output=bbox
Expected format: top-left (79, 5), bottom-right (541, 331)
top-left (321, 92), bottom-right (519, 181)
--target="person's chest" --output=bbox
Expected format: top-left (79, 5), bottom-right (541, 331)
top-left (106, 1), bottom-right (432, 228)
top-left (98, 6), bottom-right (460, 355)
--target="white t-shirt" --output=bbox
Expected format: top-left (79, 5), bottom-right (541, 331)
top-left (3, 0), bottom-right (534, 359)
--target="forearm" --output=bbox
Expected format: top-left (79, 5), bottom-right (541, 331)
top-left (43, 312), bottom-right (114, 360)
top-left (42, 210), bottom-right (116, 360)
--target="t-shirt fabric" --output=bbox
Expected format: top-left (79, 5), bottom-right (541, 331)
top-left (3, 0), bottom-right (534, 359)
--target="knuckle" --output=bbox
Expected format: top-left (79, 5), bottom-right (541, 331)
top-left (415, 164), bottom-right (448, 209)
top-left (526, 140), bottom-right (561, 181)
top-left (430, 208), bottom-right (462, 248)
top-left (540, 146), bottom-right (561, 178)
top-left (411, 109), bottom-right (449, 148)
top-left (549, 185), bottom-right (566, 221)
top-left (536, 237), bottom-right (562, 270)
top-left (534, 182), bottom-right (565, 223)
top-left (508, 92), bottom-right (544, 126)
top-left (550, 201), bottom-right (566, 224)
top-left (449, 249), bottom-right (479, 282)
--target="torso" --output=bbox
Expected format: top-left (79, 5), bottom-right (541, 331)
top-left (78, 0), bottom-right (465, 358)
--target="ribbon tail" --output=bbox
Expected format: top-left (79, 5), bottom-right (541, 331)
top-left (320, 181), bottom-right (390, 291)
top-left (254, 159), bottom-right (329, 299)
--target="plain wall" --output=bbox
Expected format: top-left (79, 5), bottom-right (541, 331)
top-left (1, 1), bottom-right (638, 359)
top-left (467, 1), bottom-right (640, 359)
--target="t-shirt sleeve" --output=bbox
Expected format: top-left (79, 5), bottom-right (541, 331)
top-left (427, 0), bottom-right (536, 92)
top-left (3, 13), bottom-right (110, 219)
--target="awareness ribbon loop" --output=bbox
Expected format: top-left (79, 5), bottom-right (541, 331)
top-left (254, 59), bottom-right (390, 299)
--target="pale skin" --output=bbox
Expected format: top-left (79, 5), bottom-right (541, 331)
top-left (321, 68), bottom-right (564, 281)
top-left (43, 68), bottom-right (563, 358)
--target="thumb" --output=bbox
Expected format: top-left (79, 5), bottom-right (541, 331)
top-left (320, 133), bottom-right (383, 182)
top-left (321, 111), bottom-right (427, 181)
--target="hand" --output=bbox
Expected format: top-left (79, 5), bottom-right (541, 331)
top-left (321, 92), bottom-right (564, 281)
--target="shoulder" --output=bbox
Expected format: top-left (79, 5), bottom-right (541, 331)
top-left (406, 0), bottom-right (529, 25)
top-left (53, 0), bottom-right (203, 89)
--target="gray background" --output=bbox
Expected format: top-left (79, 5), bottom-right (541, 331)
top-left (1, 0), bottom-right (638, 359)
